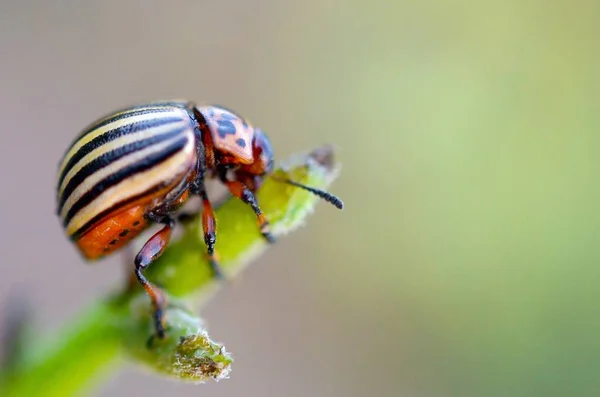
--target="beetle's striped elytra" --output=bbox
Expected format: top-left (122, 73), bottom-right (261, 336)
top-left (56, 99), bottom-right (343, 340)
top-left (56, 101), bottom-right (199, 238)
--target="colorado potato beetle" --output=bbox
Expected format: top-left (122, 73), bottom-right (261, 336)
top-left (56, 100), bottom-right (343, 339)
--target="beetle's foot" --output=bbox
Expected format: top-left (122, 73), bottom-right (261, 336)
top-left (209, 257), bottom-right (226, 280)
top-left (259, 221), bottom-right (276, 244)
top-left (146, 318), bottom-right (170, 349)
top-left (154, 308), bottom-right (166, 339)
top-left (262, 231), bottom-right (276, 244)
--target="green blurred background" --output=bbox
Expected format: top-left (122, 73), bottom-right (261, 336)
top-left (1, 1), bottom-right (599, 396)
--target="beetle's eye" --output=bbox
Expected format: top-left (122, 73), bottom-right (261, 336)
top-left (257, 151), bottom-right (273, 174)
top-left (252, 129), bottom-right (274, 172)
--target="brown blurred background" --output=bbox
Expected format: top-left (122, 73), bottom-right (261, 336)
top-left (1, 1), bottom-right (599, 396)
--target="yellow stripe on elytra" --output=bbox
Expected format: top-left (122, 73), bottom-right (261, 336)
top-left (60, 131), bottom-right (193, 221)
top-left (65, 136), bottom-right (196, 236)
top-left (77, 104), bottom-right (185, 138)
top-left (58, 119), bottom-right (189, 198)
top-left (58, 108), bottom-right (187, 179)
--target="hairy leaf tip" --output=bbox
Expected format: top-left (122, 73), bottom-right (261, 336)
top-left (173, 333), bottom-right (232, 382)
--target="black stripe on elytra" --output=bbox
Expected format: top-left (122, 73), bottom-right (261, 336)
top-left (57, 115), bottom-right (185, 189)
top-left (57, 127), bottom-right (188, 213)
top-left (62, 106), bottom-right (181, 158)
top-left (76, 101), bottom-right (189, 141)
top-left (63, 135), bottom-right (189, 228)
top-left (69, 181), bottom-right (170, 240)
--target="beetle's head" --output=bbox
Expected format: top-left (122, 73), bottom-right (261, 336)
top-left (237, 131), bottom-right (343, 211)
top-left (237, 128), bottom-right (274, 175)
top-left (233, 128), bottom-right (274, 191)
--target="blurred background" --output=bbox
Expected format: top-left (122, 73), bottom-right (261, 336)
top-left (1, 0), bottom-right (599, 396)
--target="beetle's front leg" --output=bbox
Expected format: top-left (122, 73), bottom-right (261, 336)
top-left (221, 177), bottom-right (275, 244)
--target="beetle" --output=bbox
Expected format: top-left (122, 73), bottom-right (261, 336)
top-left (56, 100), bottom-right (343, 339)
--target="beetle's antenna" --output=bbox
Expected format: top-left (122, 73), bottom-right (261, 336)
top-left (275, 177), bottom-right (344, 209)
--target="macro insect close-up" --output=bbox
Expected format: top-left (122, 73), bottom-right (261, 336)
top-left (55, 100), bottom-right (343, 339)
top-left (1, 1), bottom-right (596, 397)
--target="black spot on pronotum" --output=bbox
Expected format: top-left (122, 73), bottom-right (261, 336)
top-left (235, 138), bottom-right (246, 148)
top-left (220, 112), bottom-right (236, 121)
top-left (133, 221), bottom-right (140, 226)
top-left (216, 120), bottom-right (236, 138)
top-left (109, 239), bottom-right (118, 245)
top-left (119, 229), bottom-right (130, 237)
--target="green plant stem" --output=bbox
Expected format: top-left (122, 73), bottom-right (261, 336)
top-left (1, 302), bottom-right (123, 397)
top-left (0, 145), bottom-right (342, 397)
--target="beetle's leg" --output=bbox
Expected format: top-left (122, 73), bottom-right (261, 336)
top-left (187, 179), bottom-right (225, 278)
top-left (124, 188), bottom-right (190, 296)
top-left (134, 215), bottom-right (174, 339)
top-left (221, 178), bottom-right (275, 244)
top-left (199, 189), bottom-right (225, 279)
